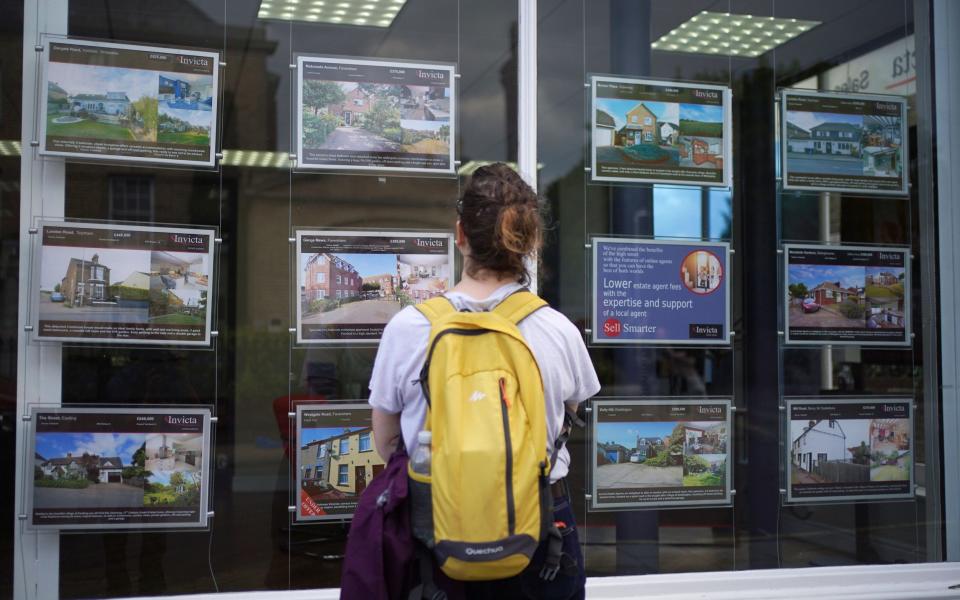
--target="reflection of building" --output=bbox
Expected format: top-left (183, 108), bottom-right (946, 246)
top-left (302, 254), bottom-right (362, 301)
top-left (300, 427), bottom-right (383, 496)
top-left (617, 103), bottom-right (658, 146)
top-left (61, 254), bottom-right (111, 307)
top-left (792, 419), bottom-right (847, 472)
top-left (69, 91), bottom-right (130, 115)
top-left (810, 122), bottom-right (861, 155)
top-left (594, 109), bottom-right (616, 147)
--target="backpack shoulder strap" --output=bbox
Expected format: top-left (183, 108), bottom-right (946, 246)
top-left (493, 289), bottom-right (548, 325)
top-left (414, 296), bottom-right (456, 324)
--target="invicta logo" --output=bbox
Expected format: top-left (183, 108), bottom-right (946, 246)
top-left (468, 391), bottom-right (487, 403)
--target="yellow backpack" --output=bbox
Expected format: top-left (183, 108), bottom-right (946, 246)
top-left (408, 290), bottom-right (558, 582)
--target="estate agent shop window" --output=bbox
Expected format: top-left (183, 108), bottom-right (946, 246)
top-left (4, 0), bottom-right (960, 598)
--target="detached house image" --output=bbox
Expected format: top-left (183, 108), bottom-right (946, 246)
top-left (300, 427), bottom-right (384, 497)
top-left (69, 91), bottom-right (130, 116)
top-left (594, 109), bottom-right (616, 148)
top-left (326, 86), bottom-right (373, 126)
top-left (792, 419), bottom-right (848, 473)
top-left (810, 122), bottom-right (861, 155)
top-left (61, 254), bottom-right (111, 307)
top-left (617, 103), bottom-right (658, 146)
top-left (786, 122), bottom-right (813, 153)
top-left (812, 281), bottom-right (860, 305)
top-left (40, 453), bottom-right (125, 483)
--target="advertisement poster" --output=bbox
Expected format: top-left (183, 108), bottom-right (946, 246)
top-left (590, 76), bottom-right (732, 187)
top-left (590, 399), bottom-right (732, 510)
top-left (591, 238), bottom-right (730, 345)
top-left (29, 406), bottom-right (211, 530)
top-left (40, 36), bottom-right (219, 167)
top-left (296, 404), bottom-right (383, 522)
top-left (787, 399), bottom-right (913, 503)
top-left (296, 230), bottom-right (454, 344)
top-left (782, 90), bottom-right (908, 195)
top-left (784, 244), bottom-right (910, 346)
top-left (297, 56), bottom-right (455, 173)
top-left (35, 221), bottom-right (215, 346)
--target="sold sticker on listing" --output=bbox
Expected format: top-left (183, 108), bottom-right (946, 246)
top-left (591, 238), bottom-right (731, 345)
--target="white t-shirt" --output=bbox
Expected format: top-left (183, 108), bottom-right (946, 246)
top-left (368, 282), bottom-right (601, 482)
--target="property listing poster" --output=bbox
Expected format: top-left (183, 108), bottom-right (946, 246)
top-left (296, 230), bottom-right (454, 344)
top-left (296, 404), bottom-right (383, 522)
top-left (29, 406), bottom-right (212, 530)
top-left (591, 399), bottom-right (732, 510)
top-left (35, 221), bottom-right (215, 345)
top-left (784, 244), bottom-right (910, 346)
top-left (297, 56), bottom-right (455, 173)
top-left (40, 36), bottom-right (219, 167)
top-left (591, 76), bottom-right (732, 187)
top-left (592, 238), bottom-right (730, 345)
top-left (782, 90), bottom-right (908, 195)
top-left (787, 399), bottom-right (913, 503)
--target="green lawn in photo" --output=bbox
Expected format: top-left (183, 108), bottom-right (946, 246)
top-left (871, 464), bottom-right (908, 481)
top-left (46, 114), bottom-right (134, 141)
top-left (149, 313), bottom-right (205, 325)
top-left (143, 489), bottom-right (177, 505)
top-left (866, 283), bottom-right (904, 299)
top-left (157, 130), bottom-right (210, 146)
top-left (683, 472), bottom-right (723, 486)
top-left (679, 119), bottom-right (723, 137)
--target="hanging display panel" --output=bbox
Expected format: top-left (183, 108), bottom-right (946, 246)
top-left (590, 75), bottom-right (732, 187)
top-left (591, 237), bottom-right (730, 345)
top-left (27, 406), bottom-right (212, 530)
top-left (33, 220), bottom-right (216, 346)
top-left (295, 229), bottom-right (454, 344)
top-left (296, 56), bottom-right (456, 174)
top-left (786, 398), bottom-right (914, 503)
top-left (295, 404), bottom-right (382, 522)
top-left (781, 90), bottom-right (908, 195)
top-left (783, 244), bottom-right (910, 346)
top-left (39, 36), bottom-right (220, 167)
top-left (590, 398), bottom-right (733, 510)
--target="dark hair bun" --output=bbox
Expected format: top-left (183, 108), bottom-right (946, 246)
top-left (459, 163), bottom-right (542, 284)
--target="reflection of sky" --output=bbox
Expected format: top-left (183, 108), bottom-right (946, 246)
top-left (679, 103), bottom-right (723, 124)
top-left (865, 266), bottom-right (904, 279)
top-left (597, 421), bottom-right (676, 448)
top-left (654, 186), bottom-right (701, 238)
top-left (789, 264), bottom-right (863, 289)
top-left (48, 62), bottom-right (157, 102)
top-left (302, 426), bottom-right (365, 446)
top-left (159, 105), bottom-right (212, 127)
top-left (35, 432), bottom-right (141, 465)
top-left (786, 110), bottom-right (862, 132)
top-left (595, 99), bottom-right (678, 129)
top-left (41, 246), bottom-right (149, 290)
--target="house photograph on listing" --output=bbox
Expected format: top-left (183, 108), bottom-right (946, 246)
top-left (594, 98), bottom-right (681, 168)
top-left (785, 108), bottom-right (902, 179)
top-left (33, 432), bottom-right (145, 509)
top-left (787, 263), bottom-right (867, 330)
top-left (148, 251), bottom-right (209, 326)
top-left (790, 418), bottom-right (871, 485)
top-left (144, 432), bottom-right (204, 508)
top-left (299, 426), bottom-right (385, 503)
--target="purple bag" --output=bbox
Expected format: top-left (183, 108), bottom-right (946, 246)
top-left (340, 446), bottom-right (416, 600)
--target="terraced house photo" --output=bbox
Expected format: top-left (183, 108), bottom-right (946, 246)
top-left (299, 426), bottom-right (384, 502)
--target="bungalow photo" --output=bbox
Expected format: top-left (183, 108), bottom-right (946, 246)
top-left (300, 251), bottom-right (450, 328)
top-left (39, 246), bottom-right (151, 324)
top-left (157, 71), bottom-right (215, 146)
top-left (869, 418), bottom-right (911, 482)
top-left (787, 263), bottom-right (867, 331)
top-left (144, 433), bottom-right (204, 507)
top-left (790, 418), bottom-right (871, 486)
top-left (46, 61), bottom-right (158, 143)
top-left (301, 80), bottom-right (450, 157)
top-left (786, 110), bottom-right (903, 179)
top-left (148, 251), bottom-right (209, 327)
top-left (33, 432), bottom-right (146, 509)
top-left (594, 99), bottom-right (724, 171)
top-left (300, 426), bottom-right (384, 503)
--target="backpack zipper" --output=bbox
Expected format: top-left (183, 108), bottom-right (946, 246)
top-left (499, 377), bottom-right (516, 536)
top-left (418, 328), bottom-right (492, 405)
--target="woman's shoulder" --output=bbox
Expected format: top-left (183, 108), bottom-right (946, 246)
top-left (524, 304), bottom-right (585, 342)
top-left (382, 305), bottom-right (431, 338)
